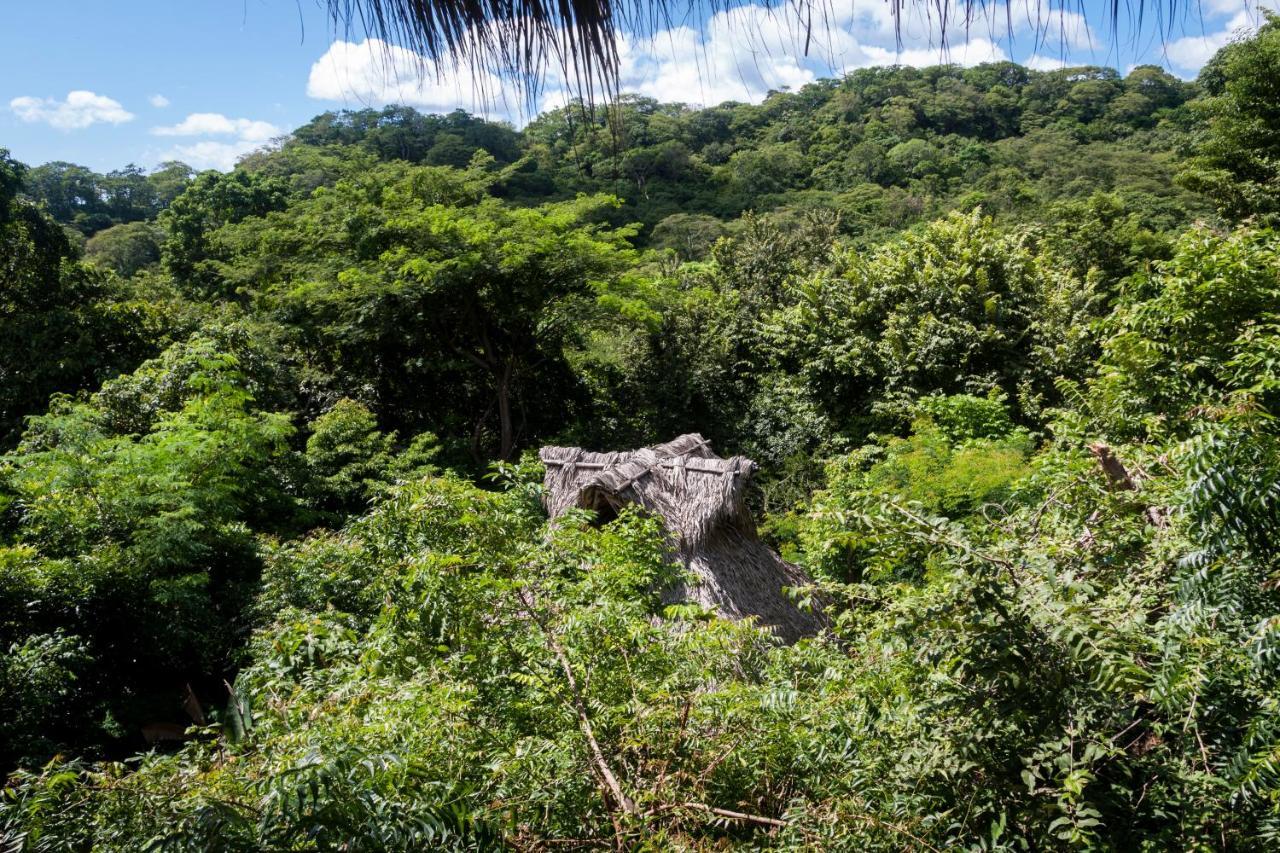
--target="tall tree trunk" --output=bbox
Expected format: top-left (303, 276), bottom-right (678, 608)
top-left (453, 311), bottom-right (520, 461)
top-left (496, 357), bottom-right (515, 460)
top-left (453, 345), bottom-right (517, 461)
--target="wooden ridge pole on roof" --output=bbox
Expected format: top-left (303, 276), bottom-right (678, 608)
top-left (542, 460), bottom-right (743, 476)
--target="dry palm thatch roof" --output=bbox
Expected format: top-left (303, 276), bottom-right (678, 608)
top-left (329, 0), bottom-right (1195, 105)
top-left (540, 433), bottom-right (824, 641)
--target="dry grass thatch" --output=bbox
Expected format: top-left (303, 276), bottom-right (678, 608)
top-left (539, 433), bottom-right (824, 642)
top-left (328, 0), bottom-right (1184, 107)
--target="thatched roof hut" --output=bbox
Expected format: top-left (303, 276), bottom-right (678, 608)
top-left (539, 434), bottom-right (823, 642)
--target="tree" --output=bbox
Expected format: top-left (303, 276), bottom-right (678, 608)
top-left (24, 161), bottom-right (105, 231)
top-left (1092, 224), bottom-right (1280, 438)
top-left (305, 398), bottom-right (438, 514)
top-left (0, 151), bottom-right (163, 446)
top-left (9, 46), bottom-right (1280, 849)
top-left (84, 221), bottom-right (163, 276)
top-left (0, 334), bottom-right (298, 765)
top-left (764, 210), bottom-right (1071, 433)
top-left (145, 160), bottom-right (195, 209)
top-left (246, 161), bottom-right (638, 461)
top-left (160, 169), bottom-right (288, 297)
top-left (348, 191), bottom-right (635, 459)
top-left (648, 212), bottom-right (731, 260)
top-left (1179, 14), bottom-right (1280, 221)
top-left (22, 161), bottom-right (176, 235)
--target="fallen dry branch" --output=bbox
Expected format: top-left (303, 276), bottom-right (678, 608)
top-left (516, 587), bottom-right (637, 817)
top-left (1088, 443), bottom-right (1137, 491)
top-left (679, 801), bottom-right (788, 828)
top-left (1086, 443), bottom-right (1168, 528)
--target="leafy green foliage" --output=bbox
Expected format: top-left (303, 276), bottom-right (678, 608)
top-left (757, 210), bottom-right (1086, 441)
top-left (22, 160), bottom-right (192, 236)
top-left (10, 33), bottom-right (1280, 850)
top-left (8, 409), bottom-right (1280, 849)
top-left (85, 221), bottom-right (164, 276)
top-left (161, 169), bottom-right (288, 297)
top-left (0, 333), bottom-right (305, 765)
top-left (794, 395), bottom-right (1033, 580)
top-left (289, 106), bottom-right (520, 169)
top-left (304, 398), bottom-right (438, 514)
top-left (1092, 224), bottom-right (1280, 438)
top-left (0, 150), bottom-right (170, 446)
top-left (0, 631), bottom-right (89, 764)
top-left (915, 391), bottom-right (1019, 441)
top-left (516, 64), bottom-right (1205, 242)
top-left (1179, 13), bottom-right (1280, 222)
top-left (208, 158), bottom-right (641, 461)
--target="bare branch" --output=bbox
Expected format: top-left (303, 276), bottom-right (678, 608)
top-left (679, 800), bottom-right (787, 828)
top-left (516, 587), bottom-right (638, 816)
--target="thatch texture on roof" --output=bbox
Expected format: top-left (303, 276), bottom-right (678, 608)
top-left (539, 434), bottom-right (823, 641)
top-left (330, 1), bottom-right (1167, 108)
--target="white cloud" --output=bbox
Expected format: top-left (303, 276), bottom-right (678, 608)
top-left (314, 1), bottom-right (1225, 118)
top-left (859, 37), bottom-right (1009, 70)
top-left (604, 8), bottom-right (1008, 107)
top-left (611, 9), bottom-right (822, 106)
top-left (1166, 10), bottom-right (1252, 69)
top-left (1205, 0), bottom-right (1266, 15)
top-left (825, 0), bottom-right (1091, 54)
top-left (151, 112), bottom-right (282, 171)
top-left (1024, 53), bottom-right (1071, 71)
top-left (1166, 2), bottom-right (1278, 71)
top-left (9, 90), bottom-right (134, 130)
top-left (153, 112), bottom-right (280, 142)
top-left (307, 38), bottom-right (514, 114)
top-left (161, 140), bottom-right (267, 171)
top-left (149, 94), bottom-right (170, 108)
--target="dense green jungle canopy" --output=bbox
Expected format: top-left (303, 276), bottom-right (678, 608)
top-left (4, 16), bottom-right (1280, 850)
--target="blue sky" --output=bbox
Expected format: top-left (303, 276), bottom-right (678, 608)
top-left (1, 0), bottom-right (1272, 172)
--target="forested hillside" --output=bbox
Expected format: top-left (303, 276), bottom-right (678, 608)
top-left (4, 16), bottom-right (1280, 849)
